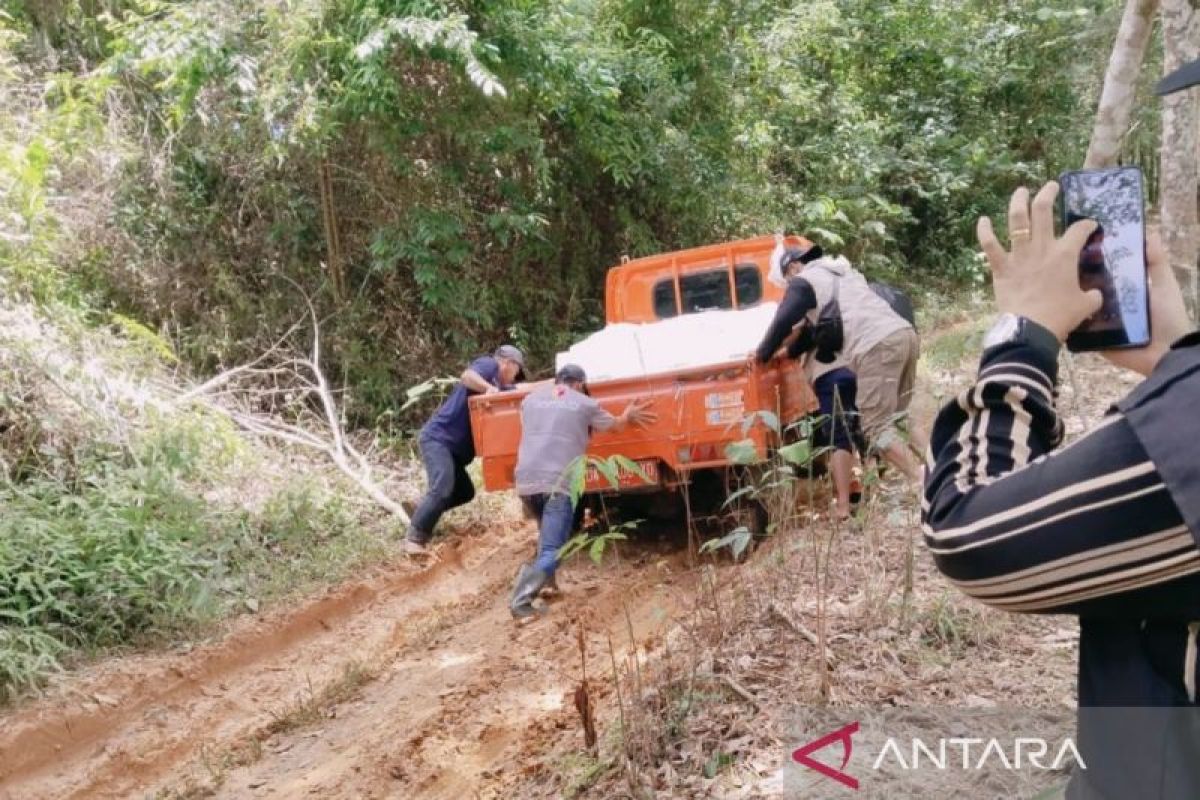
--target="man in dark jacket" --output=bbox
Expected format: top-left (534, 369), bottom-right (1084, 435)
top-left (405, 344), bottom-right (526, 554)
top-left (923, 58), bottom-right (1200, 799)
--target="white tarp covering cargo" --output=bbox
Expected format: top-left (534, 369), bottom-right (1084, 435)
top-left (555, 302), bottom-right (779, 383)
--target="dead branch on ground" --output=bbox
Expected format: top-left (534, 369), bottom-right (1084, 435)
top-left (176, 286), bottom-right (410, 526)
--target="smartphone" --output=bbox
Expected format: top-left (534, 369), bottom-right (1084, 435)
top-left (1058, 166), bottom-right (1150, 352)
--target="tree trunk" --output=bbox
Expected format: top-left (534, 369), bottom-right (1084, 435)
top-left (317, 159), bottom-right (347, 305)
top-left (1159, 0), bottom-right (1200, 318)
top-left (1085, 0), bottom-right (1160, 168)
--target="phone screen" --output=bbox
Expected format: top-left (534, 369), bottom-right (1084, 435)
top-left (1058, 167), bottom-right (1150, 351)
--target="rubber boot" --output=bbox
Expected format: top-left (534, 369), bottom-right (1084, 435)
top-left (509, 563), bottom-right (550, 619)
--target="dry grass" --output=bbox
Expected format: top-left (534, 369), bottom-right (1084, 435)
top-left (263, 660), bottom-right (378, 737)
top-left (512, 321), bottom-right (1143, 799)
top-left (582, 478), bottom-right (1064, 798)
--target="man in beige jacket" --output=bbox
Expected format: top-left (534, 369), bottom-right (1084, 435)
top-left (764, 242), bottom-right (923, 483)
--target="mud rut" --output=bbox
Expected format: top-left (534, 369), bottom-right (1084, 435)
top-left (0, 518), bottom-right (699, 799)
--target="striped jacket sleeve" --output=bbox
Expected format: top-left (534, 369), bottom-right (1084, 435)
top-left (922, 323), bottom-right (1200, 616)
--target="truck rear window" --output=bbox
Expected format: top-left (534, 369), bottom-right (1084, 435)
top-left (653, 264), bottom-right (763, 318)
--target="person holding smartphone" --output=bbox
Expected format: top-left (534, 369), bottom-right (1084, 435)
top-left (923, 60), bottom-right (1200, 799)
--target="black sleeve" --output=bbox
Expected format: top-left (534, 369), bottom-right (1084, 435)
top-left (922, 325), bottom-right (1200, 617)
top-left (785, 325), bottom-right (816, 360)
top-left (756, 278), bottom-right (817, 363)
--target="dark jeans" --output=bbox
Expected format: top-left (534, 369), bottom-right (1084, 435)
top-left (407, 436), bottom-right (475, 543)
top-left (521, 493), bottom-right (575, 576)
top-left (813, 367), bottom-right (865, 455)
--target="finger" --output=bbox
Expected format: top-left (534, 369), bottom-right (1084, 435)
top-left (1144, 228), bottom-right (1189, 325)
top-left (1030, 181), bottom-right (1059, 244)
top-left (1081, 288), bottom-right (1103, 318)
top-left (1007, 186), bottom-right (1032, 247)
top-left (1145, 228), bottom-right (1174, 284)
top-left (976, 216), bottom-right (1007, 274)
top-left (1060, 216), bottom-right (1099, 257)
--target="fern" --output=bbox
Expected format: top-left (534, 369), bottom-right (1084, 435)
top-left (354, 14), bottom-right (507, 99)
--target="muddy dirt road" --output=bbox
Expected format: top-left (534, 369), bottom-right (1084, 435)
top-left (0, 513), bottom-right (697, 799)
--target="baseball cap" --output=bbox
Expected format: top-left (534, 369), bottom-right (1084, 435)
top-left (555, 363), bottom-right (587, 385)
top-left (494, 344), bottom-right (526, 380)
top-left (780, 243), bottom-right (824, 271)
top-left (1156, 57), bottom-right (1200, 96)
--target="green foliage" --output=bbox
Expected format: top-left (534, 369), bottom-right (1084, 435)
top-left (6, 0), bottom-right (1133, 430)
top-left (560, 453), bottom-right (652, 506)
top-left (740, 410), bottom-right (780, 436)
top-left (0, 390), bottom-right (372, 702)
top-left (400, 375), bottom-right (457, 412)
top-left (777, 440), bottom-right (813, 467)
top-left (355, 13), bottom-right (507, 99)
top-left (0, 464), bottom-right (218, 653)
top-left (724, 438), bottom-right (760, 466)
top-left (698, 526), bottom-right (752, 561)
top-left (558, 520), bottom-right (636, 566)
top-left (702, 748), bottom-right (736, 779)
top-left (110, 312), bottom-right (179, 364)
top-left (0, 0), bottom-right (1150, 711)
top-left (0, 627), bottom-right (67, 704)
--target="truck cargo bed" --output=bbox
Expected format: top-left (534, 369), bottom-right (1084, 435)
top-left (470, 356), bottom-right (814, 495)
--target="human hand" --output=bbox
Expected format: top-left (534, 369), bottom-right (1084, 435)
top-left (484, 385), bottom-right (500, 395)
top-left (977, 183), bottom-right (1102, 342)
top-left (1101, 229), bottom-right (1191, 377)
top-left (624, 397), bottom-right (658, 427)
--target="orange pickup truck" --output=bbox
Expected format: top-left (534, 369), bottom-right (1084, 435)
top-left (469, 235), bottom-right (818, 516)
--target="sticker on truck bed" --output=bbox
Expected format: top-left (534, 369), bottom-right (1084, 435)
top-left (706, 407), bottom-right (743, 425)
top-left (704, 390), bottom-right (744, 409)
top-left (705, 390), bottom-right (744, 425)
top-left (584, 459), bottom-right (660, 491)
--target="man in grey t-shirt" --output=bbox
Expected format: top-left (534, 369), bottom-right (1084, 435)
top-left (509, 364), bottom-right (655, 619)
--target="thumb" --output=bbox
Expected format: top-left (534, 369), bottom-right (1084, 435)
top-left (1081, 288), bottom-right (1103, 317)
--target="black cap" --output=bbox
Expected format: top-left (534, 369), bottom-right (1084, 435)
top-left (780, 243), bottom-right (824, 271)
top-left (555, 364), bottom-right (587, 385)
top-left (1156, 57), bottom-right (1200, 96)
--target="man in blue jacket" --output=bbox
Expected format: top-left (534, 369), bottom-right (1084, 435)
top-left (405, 344), bottom-right (526, 554)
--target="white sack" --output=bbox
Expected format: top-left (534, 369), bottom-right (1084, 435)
top-left (555, 302), bottom-right (779, 383)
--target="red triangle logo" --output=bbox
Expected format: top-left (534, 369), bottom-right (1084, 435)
top-left (792, 721), bottom-right (860, 790)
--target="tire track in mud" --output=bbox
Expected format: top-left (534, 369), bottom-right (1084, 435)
top-left (0, 520), bottom-right (695, 800)
top-left (0, 524), bottom-right (526, 800)
top-left (202, 536), bottom-right (694, 799)
top-left (206, 549), bottom-right (691, 800)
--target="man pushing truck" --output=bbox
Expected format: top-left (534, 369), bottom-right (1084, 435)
top-left (508, 364), bottom-right (656, 619)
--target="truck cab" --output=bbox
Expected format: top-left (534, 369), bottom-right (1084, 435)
top-left (604, 235), bottom-right (800, 323)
